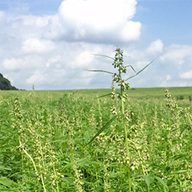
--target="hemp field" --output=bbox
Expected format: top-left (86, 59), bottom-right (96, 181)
top-left (0, 87), bottom-right (192, 191)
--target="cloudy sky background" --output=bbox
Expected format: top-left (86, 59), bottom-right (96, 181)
top-left (0, 0), bottom-right (192, 90)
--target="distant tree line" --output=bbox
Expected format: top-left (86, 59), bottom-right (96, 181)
top-left (0, 73), bottom-right (18, 90)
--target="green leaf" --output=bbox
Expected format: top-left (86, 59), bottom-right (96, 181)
top-left (86, 69), bottom-right (113, 75)
top-left (93, 54), bottom-right (114, 60)
top-left (97, 93), bottom-right (111, 98)
top-left (132, 174), bottom-right (143, 179)
top-left (171, 170), bottom-right (187, 174)
top-left (125, 65), bottom-right (136, 73)
top-left (87, 115), bottom-right (117, 145)
top-left (155, 176), bottom-right (169, 191)
top-left (144, 175), bottom-right (151, 188)
top-left (125, 60), bottom-right (154, 81)
top-left (0, 177), bottom-right (16, 190)
top-left (0, 166), bottom-right (11, 171)
top-left (173, 153), bottom-right (188, 160)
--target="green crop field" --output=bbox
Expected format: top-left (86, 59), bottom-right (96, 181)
top-left (0, 87), bottom-right (192, 191)
top-left (1, 86), bottom-right (192, 100)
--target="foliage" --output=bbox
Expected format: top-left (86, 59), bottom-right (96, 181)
top-left (88, 48), bottom-right (152, 191)
top-left (0, 88), bottom-right (192, 191)
top-left (0, 73), bottom-right (18, 90)
top-left (0, 49), bottom-right (192, 191)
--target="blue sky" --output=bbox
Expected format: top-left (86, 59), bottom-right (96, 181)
top-left (135, 0), bottom-right (192, 45)
top-left (0, 0), bottom-right (192, 90)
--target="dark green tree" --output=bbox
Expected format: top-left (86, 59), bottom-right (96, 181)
top-left (0, 73), bottom-right (18, 90)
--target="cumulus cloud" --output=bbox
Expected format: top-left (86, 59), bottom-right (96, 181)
top-left (146, 39), bottom-right (164, 54)
top-left (26, 70), bottom-right (48, 85)
top-left (1, 0), bottom-right (192, 90)
top-left (180, 70), bottom-right (192, 80)
top-left (45, 0), bottom-right (141, 44)
top-left (2, 56), bottom-right (46, 71)
top-left (160, 44), bottom-right (192, 66)
top-left (74, 51), bottom-right (94, 68)
top-left (2, 58), bottom-right (22, 71)
top-left (22, 38), bottom-right (55, 53)
top-left (0, 0), bottom-right (141, 89)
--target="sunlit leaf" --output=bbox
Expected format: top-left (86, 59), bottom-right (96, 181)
top-left (125, 65), bottom-right (136, 73)
top-left (144, 175), bottom-right (151, 188)
top-left (0, 166), bottom-right (11, 171)
top-left (86, 69), bottom-right (113, 74)
top-left (97, 93), bottom-right (111, 98)
top-left (155, 176), bottom-right (169, 191)
top-left (87, 115), bottom-right (117, 145)
top-left (125, 60), bottom-right (154, 81)
top-left (93, 54), bottom-right (114, 60)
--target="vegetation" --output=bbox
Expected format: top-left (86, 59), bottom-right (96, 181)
top-left (0, 49), bottom-right (192, 191)
top-left (0, 73), bottom-right (18, 90)
top-left (87, 48), bottom-right (152, 192)
top-left (1, 88), bottom-right (192, 191)
top-left (0, 87), bottom-right (192, 192)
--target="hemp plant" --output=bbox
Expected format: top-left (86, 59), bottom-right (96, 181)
top-left (87, 48), bottom-right (152, 191)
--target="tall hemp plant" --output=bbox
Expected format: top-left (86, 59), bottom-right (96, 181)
top-left (87, 48), bottom-right (153, 191)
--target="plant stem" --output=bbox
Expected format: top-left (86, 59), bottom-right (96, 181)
top-left (121, 97), bottom-right (131, 191)
top-left (22, 145), bottom-right (46, 191)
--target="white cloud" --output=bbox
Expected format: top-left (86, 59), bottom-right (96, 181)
top-left (2, 56), bottom-right (45, 71)
top-left (160, 44), bottom-right (192, 66)
top-left (46, 56), bottom-right (61, 67)
top-left (45, 0), bottom-right (141, 43)
top-left (135, 60), bottom-right (152, 69)
top-left (1, 0), bottom-right (192, 90)
top-left (26, 70), bottom-right (48, 85)
top-left (74, 51), bottom-right (94, 68)
top-left (22, 38), bottom-right (55, 53)
top-left (20, 15), bottom-right (51, 27)
top-left (59, 0), bottom-right (137, 27)
top-left (3, 58), bottom-right (24, 70)
top-left (120, 21), bottom-right (141, 42)
top-left (180, 70), bottom-right (192, 80)
top-left (146, 39), bottom-right (164, 54)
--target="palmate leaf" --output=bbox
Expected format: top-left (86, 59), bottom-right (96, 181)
top-left (125, 60), bottom-right (154, 81)
top-left (87, 115), bottom-right (117, 145)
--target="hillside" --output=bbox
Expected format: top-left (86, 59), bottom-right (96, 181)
top-left (0, 73), bottom-right (18, 90)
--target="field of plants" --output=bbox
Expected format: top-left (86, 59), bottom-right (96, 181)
top-left (1, 48), bottom-right (192, 191)
top-left (0, 86), bottom-right (192, 192)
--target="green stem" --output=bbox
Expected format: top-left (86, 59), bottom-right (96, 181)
top-left (18, 136), bottom-right (24, 183)
top-left (22, 147), bottom-right (39, 180)
top-left (21, 143), bottom-right (45, 191)
top-left (121, 97), bottom-right (131, 191)
top-left (52, 163), bottom-right (60, 192)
